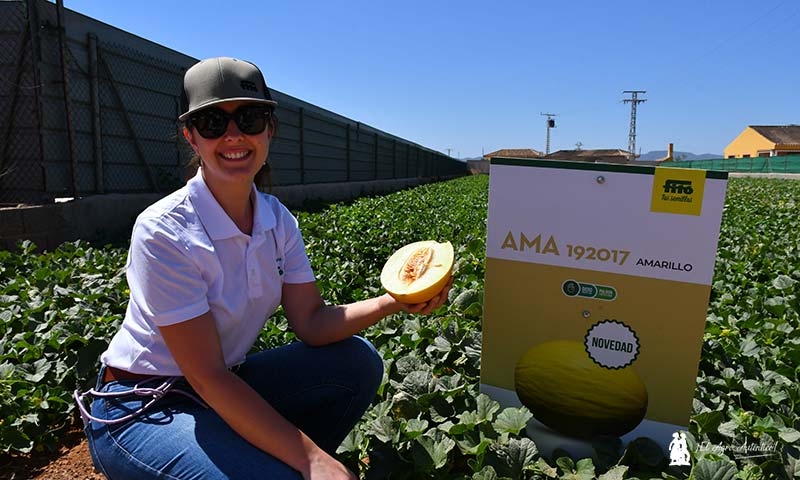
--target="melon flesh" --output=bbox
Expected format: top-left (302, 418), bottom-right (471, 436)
top-left (381, 241), bottom-right (454, 304)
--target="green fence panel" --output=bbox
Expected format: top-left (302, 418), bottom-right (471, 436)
top-left (662, 155), bottom-right (800, 173)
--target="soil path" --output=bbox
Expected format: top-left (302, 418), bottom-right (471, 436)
top-left (1, 428), bottom-right (102, 480)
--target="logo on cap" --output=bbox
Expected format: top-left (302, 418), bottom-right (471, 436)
top-left (240, 80), bottom-right (258, 92)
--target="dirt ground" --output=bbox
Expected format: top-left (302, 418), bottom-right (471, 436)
top-left (0, 427), bottom-right (103, 480)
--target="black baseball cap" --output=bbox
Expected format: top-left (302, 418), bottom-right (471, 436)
top-left (179, 57), bottom-right (278, 121)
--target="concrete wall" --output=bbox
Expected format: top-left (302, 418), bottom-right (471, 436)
top-left (0, 176), bottom-right (459, 251)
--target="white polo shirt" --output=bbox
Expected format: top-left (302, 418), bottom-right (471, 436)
top-left (100, 170), bottom-right (316, 375)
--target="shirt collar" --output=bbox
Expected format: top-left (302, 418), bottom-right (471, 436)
top-left (187, 169), bottom-right (276, 240)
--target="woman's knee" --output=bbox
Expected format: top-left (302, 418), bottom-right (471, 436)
top-left (345, 335), bottom-right (384, 388)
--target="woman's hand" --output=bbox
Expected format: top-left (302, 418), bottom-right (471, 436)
top-left (393, 275), bottom-right (454, 315)
top-left (305, 448), bottom-right (357, 480)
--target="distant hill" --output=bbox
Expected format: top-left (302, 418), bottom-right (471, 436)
top-left (638, 151), bottom-right (722, 161)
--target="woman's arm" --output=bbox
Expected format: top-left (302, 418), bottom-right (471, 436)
top-left (159, 312), bottom-right (355, 479)
top-left (282, 278), bottom-right (453, 347)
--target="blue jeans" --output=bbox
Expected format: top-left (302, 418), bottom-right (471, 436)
top-left (85, 336), bottom-right (383, 479)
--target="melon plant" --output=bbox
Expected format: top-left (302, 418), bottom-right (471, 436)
top-left (0, 176), bottom-right (798, 480)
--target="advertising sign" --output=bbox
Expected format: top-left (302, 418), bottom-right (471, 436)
top-left (481, 158), bottom-right (728, 455)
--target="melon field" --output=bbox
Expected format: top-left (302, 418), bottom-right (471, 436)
top-left (1, 175), bottom-right (799, 479)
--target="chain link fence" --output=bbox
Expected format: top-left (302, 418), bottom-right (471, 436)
top-left (0, 0), bottom-right (44, 204)
top-left (0, 0), bottom-right (465, 206)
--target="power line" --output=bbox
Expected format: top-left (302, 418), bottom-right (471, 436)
top-left (622, 91), bottom-right (646, 161)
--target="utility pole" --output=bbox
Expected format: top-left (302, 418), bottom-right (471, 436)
top-left (446, 148), bottom-right (453, 158)
top-left (540, 113), bottom-right (557, 155)
top-left (622, 90), bottom-right (646, 161)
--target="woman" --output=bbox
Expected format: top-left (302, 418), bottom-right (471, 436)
top-left (77, 57), bottom-right (451, 479)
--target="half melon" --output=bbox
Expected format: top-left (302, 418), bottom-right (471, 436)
top-left (380, 240), bottom-right (454, 304)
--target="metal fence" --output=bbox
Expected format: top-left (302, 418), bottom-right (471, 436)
top-left (0, 0), bottom-right (465, 205)
top-left (662, 155), bottom-right (800, 173)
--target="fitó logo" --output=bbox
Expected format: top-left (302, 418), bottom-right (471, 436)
top-left (662, 179), bottom-right (693, 195)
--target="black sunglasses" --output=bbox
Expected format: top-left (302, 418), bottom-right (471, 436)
top-left (189, 104), bottom-right (272, 139)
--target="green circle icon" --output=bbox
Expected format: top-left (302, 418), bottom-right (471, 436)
top-left (563, 280), bottom-right (580, 296)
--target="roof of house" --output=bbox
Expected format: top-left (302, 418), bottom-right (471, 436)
top-left (484, 148), bottom-right (543, 159)
top-left (543, 149), bottom-right (633, 163)
top-left (750, 125), bottom-right (800, 146)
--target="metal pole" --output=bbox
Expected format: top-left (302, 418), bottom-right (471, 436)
top-left (406, 143), bottom-right (410, 178)
top-left (56, 0), bottom-right (78, 197)
top-left (345, 123), bottom-right (351, 182)
top-left (88, 33), bottom-right (103, 193)
top-left (374, 132), bottom-right (378, 180)
top-left (540, 113), bottom-right (557, 155)
top-left (623, 91), bottom-right (646, 161)
top-left (299, 107), bottom-right (305, 184)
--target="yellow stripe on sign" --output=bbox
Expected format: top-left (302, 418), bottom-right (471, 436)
top-left (650, 167), bottom-right (706, 216)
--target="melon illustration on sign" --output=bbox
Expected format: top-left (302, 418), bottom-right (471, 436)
top-left (381, 241), bottom-right (454, 304)
top-left (514, 340), bottom-right (648, 438)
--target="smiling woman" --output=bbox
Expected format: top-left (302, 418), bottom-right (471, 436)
top-left (73, 56), bottom-right (453, 480)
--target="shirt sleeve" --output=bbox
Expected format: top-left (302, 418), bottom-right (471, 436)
top-left (279, 207), bottom-right (316, 284)
top-left (126, 216), bottom-right (210, 326)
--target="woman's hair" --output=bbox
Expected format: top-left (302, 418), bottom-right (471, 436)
top-left (182, 108), bottom-right (279, 192)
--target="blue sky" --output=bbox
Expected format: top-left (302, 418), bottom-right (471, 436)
top-left (67, 0), bottom-right (800, 158)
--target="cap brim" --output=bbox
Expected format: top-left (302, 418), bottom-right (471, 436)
top-left (178, 97), bottom-right (278, 121)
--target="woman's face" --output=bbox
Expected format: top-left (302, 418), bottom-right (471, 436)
top-left (183, 100), bottom-right (273, 188)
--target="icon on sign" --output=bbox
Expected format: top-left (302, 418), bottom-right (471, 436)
top-left (562, 280), bottom-right (580, 296)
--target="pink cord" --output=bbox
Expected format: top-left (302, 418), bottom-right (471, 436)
top-left (74, 376), bottom-right (207, 426)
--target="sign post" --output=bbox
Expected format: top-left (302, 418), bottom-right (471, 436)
top-left (481, 158), bottom-right (728, 455)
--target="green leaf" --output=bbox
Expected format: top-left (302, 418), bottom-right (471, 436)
top-left (739, 339), bottom-right (761, 357)
top-left (454, 289), bottom-right (481, 311)
top-left (778, 428), bottom-right (800, 444)
top-left (368, 416), bottom-right (397, 444)
top-left (772, 274), bottom-right (797, 290)
top-left (492, 407), bottom-right (533, 435)
top-left (336, 429), bottom-right (364, 454)
top-left (485, 438), bottom-right (538, 479)
top-left (534, 458), bottom-right (558, 478)
top-left (763, 297), bottom-right (786, 316)
top-left (692, 410), bottom-right (724, 435)
top-left (564, 458), bottom-right (596, 480)
top-left (456, 430), bottom-right (492, 456)
top-left (718, 420), bottom-right (739, 438)
top-left (556, 457), bottom-right (575, 473)
top-left (403, 418), bottom-right (428, 439)
top-left (20, 359), bottom-right (51, 383)
top-left (472, 466), bottom-right (498, 480)
top-left (416, 431), bottom-right (456, 469)
top-left (475, 393), bottom-right (501, 423)
top-left (784, 451), bottom-right (800, 479)
top-left (598, 465), bottom-right (628, 480)
top-left (692, 459), bottom-right (737, 480)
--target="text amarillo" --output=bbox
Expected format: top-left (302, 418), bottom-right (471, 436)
top-left (501, 231), bottom-right (693, 271)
